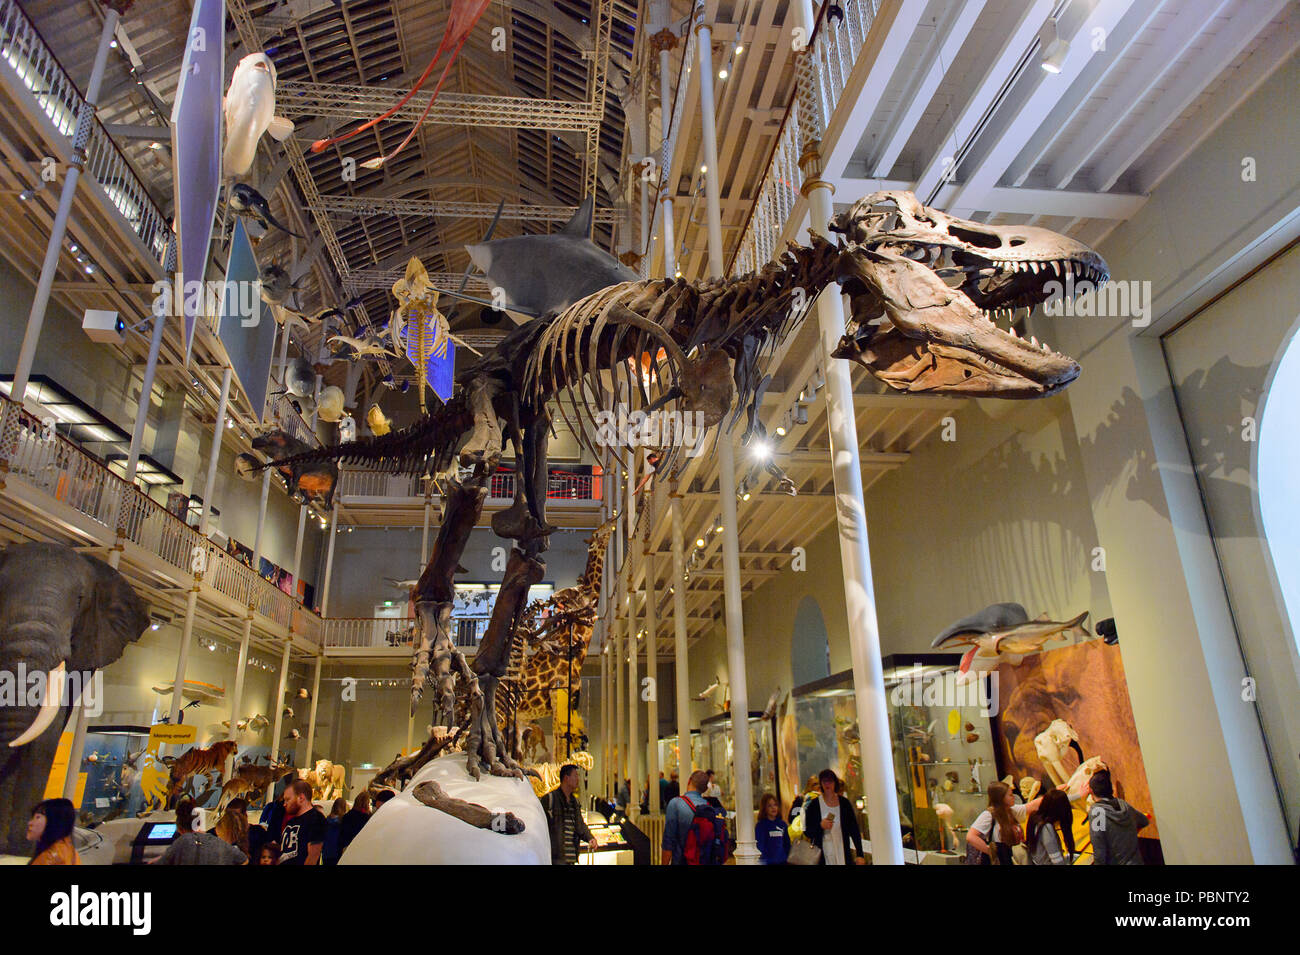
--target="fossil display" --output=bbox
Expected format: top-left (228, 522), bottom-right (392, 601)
top-left (265, 192), bottom-right (1106, 788)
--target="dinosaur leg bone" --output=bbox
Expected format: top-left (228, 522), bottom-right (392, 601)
top-left (411, 778), bottom-right (524, 834)
top-left (459, 374), bottom-right (503, 469)
top-left (467, 547), bottom-right (545, 779)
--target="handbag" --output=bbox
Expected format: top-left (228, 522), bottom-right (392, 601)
top-left (788, 837), bottom-right (822, 866)
top-left (964, 816), bottom-right (994, 865)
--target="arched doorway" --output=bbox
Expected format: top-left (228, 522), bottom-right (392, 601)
top-left (1258, 318), bottom-right (1300, 649)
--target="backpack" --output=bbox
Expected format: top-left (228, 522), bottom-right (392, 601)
top-left (679, 793), bottom-right (729, 865)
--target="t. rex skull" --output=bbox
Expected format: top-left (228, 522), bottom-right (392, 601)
top-left (829, 191), bottom-right (1107, 398)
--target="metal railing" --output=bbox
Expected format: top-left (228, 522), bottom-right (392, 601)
top-left (730, 0), bottom-right (879, 276)
top-left (320, 615), bottom-right (487, 650)
top-left (0, 396), bottom-right (313, 641)
top-left (0, 0), bottom-right (174, 271)
top-left (338, 467), bottom-right (599, 503)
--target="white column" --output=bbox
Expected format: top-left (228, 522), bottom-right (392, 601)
top-left (169, 367), bottom-right (232, 725)
top-left (670, 487), bottom-right (691, 779)
top-left (791, 0), bottom-right (904, 865)
top-left (11, 11), bottom-right (120, 399)
top-left (227, 468), bottom-right (272, 753)
top-left (624, 451), bottom-right (640, 813)
top-left (319, 503), bottom-right (339, 617)
top-left (304, 654), bottom-right (322, 761)
top-left (267, 639), bottom-right (293, 796)
top-left (598, 637), bottom-right (607, 791)
top-left (695, 19), bottom-right (725, 275)
top-left (697, 17), bottom-right (757, 861)
top-left (614, 501), bottom-right (626, 791)
top-left (717, 434), bottom-right (758, 863)
top-left (644, 545), bottom-right (660, 813)
top-left (658, 24), bottom-right (678, 278)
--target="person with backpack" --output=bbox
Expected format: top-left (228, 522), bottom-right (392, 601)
top-left (803, 769), bottom-right (864, 865)
top-left (1087, 769), bottom-right (1150, 864)
top-left (662, 769), bottom-right (730, 865)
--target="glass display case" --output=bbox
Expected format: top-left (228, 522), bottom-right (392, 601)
top-left (75, 725), bottom-right (152, 827)
top-left (788, 674), bottom-right (868, 842)
top-left (697, 712), bottom-right (777, 815)
top-left (882, 658), bottom-right (998, 863)
top-left (788, 658), bottom-right (998, 864)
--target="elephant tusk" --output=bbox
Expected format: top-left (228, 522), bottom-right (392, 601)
top-left (9, 661), bottom-right (66, 748)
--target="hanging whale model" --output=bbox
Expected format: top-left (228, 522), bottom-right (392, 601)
top-left (229, 183), bottom-right (305, 238)
top-left (223, 52), bottom-right (295, 180)
top-left (930, 602), bottom-right (1091, 682)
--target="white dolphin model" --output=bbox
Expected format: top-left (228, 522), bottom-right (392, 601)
top-left (223, 52), bottom-right (294, 180)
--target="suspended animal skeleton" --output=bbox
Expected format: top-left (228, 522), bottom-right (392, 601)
top-left (266, 192), bottom-right (1106, 788)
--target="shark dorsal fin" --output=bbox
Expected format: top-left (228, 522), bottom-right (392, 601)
top-left (559, 196), bottom-right (594, 238)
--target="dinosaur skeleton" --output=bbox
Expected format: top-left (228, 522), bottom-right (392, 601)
top-left (268, 191), bottom-right (1106, 792)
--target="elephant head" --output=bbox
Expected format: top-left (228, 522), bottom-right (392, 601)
top-left (0, 542), bottom-right (150, 855)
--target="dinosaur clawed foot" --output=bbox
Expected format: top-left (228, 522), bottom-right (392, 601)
top-left (490, 495), bottom-right (555, 542)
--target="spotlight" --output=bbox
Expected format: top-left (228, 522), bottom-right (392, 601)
top-left (1038, 16), bottom-right (1069, 73)
top-left (718, 68), bottom-right (727, 79)
top-left (752, 438), bottom-right (771, 460)
top-left (696, 538), bottom-right (706, 548)
top-left (775, 425), bottom-right (786, 437)
top-left (741, 491), bottom-right (751, 501)
top-left (18, 188), bottom-right (35, 201)
top-left (700, 164), bottom-right (707, 174)
top-left (735, 44), bottom-right (743, 54)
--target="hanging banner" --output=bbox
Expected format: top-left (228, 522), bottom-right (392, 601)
top-left (138, 722), bottom-right (197, 811)
top-left (170, 0), bottom-right (226, 363)
top-left (218, 219), bottom-right (277, 415)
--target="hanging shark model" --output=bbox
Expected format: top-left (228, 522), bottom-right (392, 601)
top-left (433, 199), bottom-right (637, 322)
top-left (930, 602), bottom-right (1091, 682)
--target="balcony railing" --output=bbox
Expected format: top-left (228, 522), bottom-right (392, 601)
top-left (321, 616), bottom-right (487, 651)
top-left (0, 0), bottom-right (174, 270)
top-left (0, 396), bottom-right (312, 640)
top-left (731, 0), bottom-right (879, 276)
top-left (339, 467), bottom-right (599, 504)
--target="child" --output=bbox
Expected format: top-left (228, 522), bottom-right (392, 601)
top-left (755, 792), bottom-right (791, 865)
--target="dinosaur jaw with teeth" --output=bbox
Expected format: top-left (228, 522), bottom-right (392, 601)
top-left (832, 247), bottom-right (1083, 398)
top-left (827, 192), bottom-right (1106, 398)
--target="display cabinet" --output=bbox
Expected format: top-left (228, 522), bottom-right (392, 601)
top-left (697, 711), bottom-right (776, 815)
top-left (75, 725), bottom-right (152, 826)
top-left (881, 657), bottom-right (998, 862)
top-left (788, 658), bottom-right (998, 864)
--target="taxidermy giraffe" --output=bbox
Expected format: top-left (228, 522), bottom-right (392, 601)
top-left (507, 516), bottom-right (616, 758)
top-left (268, 192), bottom-right (1107, 801)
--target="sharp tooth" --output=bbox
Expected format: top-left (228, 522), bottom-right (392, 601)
top-left (1031, 336), bottom-right (1039, 347)
top-left (1041, 341), bottom-right (1050, 352)
top-left (1030, 262), bottom-right (1040, 274)
top-left (1051, 261), bottom-right (1061, 277)
top-left (1010, 326), bottom-right (1019, 338)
